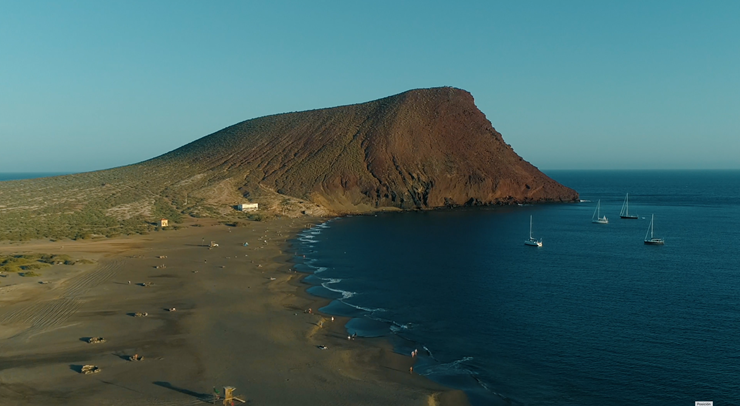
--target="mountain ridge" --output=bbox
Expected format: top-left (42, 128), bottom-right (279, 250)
top-left (0, 87), bottom-right (578, 240)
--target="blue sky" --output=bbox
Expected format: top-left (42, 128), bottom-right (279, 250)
top-left (1, 1), bottom-right (738, 172)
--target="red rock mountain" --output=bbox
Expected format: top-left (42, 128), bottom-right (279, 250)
top-left (159, 86), bottom-right (578, 210)
top-left (0, 87), bottom-right (578, 240)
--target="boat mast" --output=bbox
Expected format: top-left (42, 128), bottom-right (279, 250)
top-left (593, 200), bottom-right (599, 220)
top-left (625, 194), bottom-right (629, 216)
top-left (645, 214), bottom-right (654, 240)
top-left (529, 215), bottom-right (533, 239)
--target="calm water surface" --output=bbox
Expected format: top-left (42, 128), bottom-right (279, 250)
top-left (293, 170), bottom-right (740, 406)
top-left (0, 172), bottom-right (71, 181)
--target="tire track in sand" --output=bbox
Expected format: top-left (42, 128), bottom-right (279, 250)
top-left (0, 301), bottom-right (47, 325)
top-left (0, 259), bottom-right (123, 334)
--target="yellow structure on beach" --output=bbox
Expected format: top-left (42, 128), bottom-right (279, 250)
top-left (221, 386), bottom-right (245, 405)
top-left (159, 218), bottom-right (169, 227)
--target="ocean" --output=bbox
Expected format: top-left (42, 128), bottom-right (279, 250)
top-left (292, 170), bottom-right (740, 406)
top-left (0, 172), bottom-right (71, 182)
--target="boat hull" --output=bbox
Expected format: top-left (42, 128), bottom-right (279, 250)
top-left (644, 239), bottom-right (664, 245)
top-left (620, 215), bottom-right (639, 219)
top-left (524, 239), bottom-right (542, 247)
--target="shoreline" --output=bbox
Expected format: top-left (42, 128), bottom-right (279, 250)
top-left (285, 219), bottom-right (473, 406)
top-left (0, 216), bottom-right (469, 405)
top-left (290, 219), bottom-right (492, 406)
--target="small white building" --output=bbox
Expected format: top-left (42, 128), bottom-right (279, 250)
top-left (238, 203), bottom-right (259, 212)
top-left (159, 218), bottom-right (169, 227)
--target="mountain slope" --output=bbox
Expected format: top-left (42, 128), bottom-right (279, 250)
top-left (0, 87), bottom-right (577, 240)
top-left (154, 87), bottom-right (577, 208)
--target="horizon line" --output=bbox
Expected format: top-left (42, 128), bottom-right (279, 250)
top-left (2, 168), bottom-right (740, 176)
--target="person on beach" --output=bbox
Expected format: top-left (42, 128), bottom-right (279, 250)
top-left (410, 366), bottom-right (413, 374)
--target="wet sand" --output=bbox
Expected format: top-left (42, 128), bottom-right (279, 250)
top-left (0, 217), bottom-right (469, 406)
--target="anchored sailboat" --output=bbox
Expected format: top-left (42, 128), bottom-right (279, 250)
top-left (644, 214), bottom-right (664, 245)
top-left (524, 215), bottom-right (542, 247)
top-left (620, 193), bottom-right (638, 219)
top-left (591, 200), bottom-right (608, 224)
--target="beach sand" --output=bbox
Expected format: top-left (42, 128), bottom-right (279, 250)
top-left (0, 217), bottom-right (469, 406)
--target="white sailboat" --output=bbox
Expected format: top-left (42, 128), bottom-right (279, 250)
top-left (644, 214), bottom-right (664, 245)
top-left (524, 215), bottom-right (542, 247)
top-left (591, 200), bottom-right (608, 224)
top-left (620, 193), bottom-right (638, 219)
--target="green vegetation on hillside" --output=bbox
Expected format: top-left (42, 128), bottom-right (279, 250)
top-left (0, 254), bottom-right (94, 274)
top-left (0, 168), bottom-right (196, 240)
top-left (0, 87), bottom-right (577, 242)
top-left (153, 198), bottom-right (184, 223)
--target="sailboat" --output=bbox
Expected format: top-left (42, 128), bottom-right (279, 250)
top-left (620, 193), bottom-right (638, 219)
top-left (644, 214), bottom-right (664, 245)
top-left (591, 200), bottom-right (608, 224)
top-left (524, 215), bottom-right (543, 247)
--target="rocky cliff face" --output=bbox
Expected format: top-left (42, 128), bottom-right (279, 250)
top-left (157, 86), bottom-right (578, 211)
top-left (0, 87), bottom-right (577, 240)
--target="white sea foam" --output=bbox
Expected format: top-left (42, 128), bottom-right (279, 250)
top-left (338, 299), bottom-right (386, 313)
top-left (423, 356), bottom-right (474, 375)
top-left (315, 219), bottom-right (335, 228)
top-left (320, 279), bottom-right (355, 299)
top-left (390, 324), bottom-right (410, 333)
top-left (369, 315), bottom-right (410, 331)
top-left (472, 375), bottom-right (497, 393)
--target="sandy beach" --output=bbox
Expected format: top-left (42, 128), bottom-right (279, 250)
top-left (0, 217), bottom-right (468, 406)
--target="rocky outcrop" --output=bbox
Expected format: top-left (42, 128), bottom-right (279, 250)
top-left (157, 87), bottom-right (578, 211)
top-left (0, 87), bottom-right (577, 240)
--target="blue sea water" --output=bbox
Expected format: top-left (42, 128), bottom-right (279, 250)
top-left (293, 170), bottom-right (740, 406)
top-left (0, 172), bottom-right (71, 181)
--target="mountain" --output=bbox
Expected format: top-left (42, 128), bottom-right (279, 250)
top-left (0, 87), bottom-right (578, 240)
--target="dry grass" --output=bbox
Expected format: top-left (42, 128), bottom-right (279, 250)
top-left (0, 253), bottom-right (93, 275)
top-left (0, 87), bottom-right (577, 241)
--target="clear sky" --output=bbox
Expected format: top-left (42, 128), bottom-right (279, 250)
top-left (1, 1), bottom-right (738, 172)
